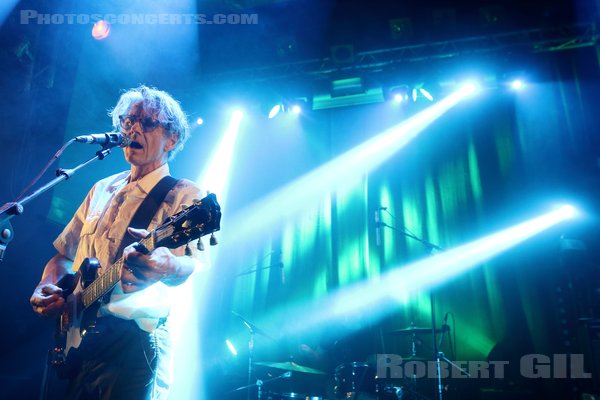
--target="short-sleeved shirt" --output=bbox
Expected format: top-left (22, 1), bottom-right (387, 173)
top-left (54, 163), bottom-right (205, 331)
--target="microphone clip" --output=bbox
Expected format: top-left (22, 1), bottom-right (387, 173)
top-left (74, 132), bottom-right (131, 149)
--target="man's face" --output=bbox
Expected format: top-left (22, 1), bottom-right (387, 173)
top-left (120, 101), bottom-right (177, 168)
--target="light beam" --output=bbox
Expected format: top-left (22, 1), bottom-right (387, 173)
top-left (225, 85), bottom-right (476, 245)
top-left (259, 204), bottom-right (579, 339)
top-left (170, 109), bottom-right (244, 399)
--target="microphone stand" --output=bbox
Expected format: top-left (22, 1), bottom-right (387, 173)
top-left (0, 145), bottom-right (115, 262)
top-left (236, 263), bottom-right (282, 277)
top-left (236, 251), bottom-right (283, 278)
top-left (377, 218), bottom-right (450, 400)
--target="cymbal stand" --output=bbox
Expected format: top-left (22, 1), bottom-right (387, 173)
top-left (232, 311), bottom-right (277, 400)
top-left (231, 371), bottom-right (292, 400)
top-left (376, 212), bottom-right (446, 400)
top-left (241, 319), bottom-right (255, 400)
top-left (231, 311), bottom-right (257, 400)
top-left (407, 323), bottom-right (418, 390)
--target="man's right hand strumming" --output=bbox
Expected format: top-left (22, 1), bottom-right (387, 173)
top-left (30, 284), bottom-right (64, 317)
top-left (31, 253), bottom-right (73, 317)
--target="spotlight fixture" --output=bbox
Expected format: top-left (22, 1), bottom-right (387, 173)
top-left (460, 81), bottom-right (481, 96)
top-left (268, 104), bottom-right (282, 119)
top-left (510, 79), bottom-right (525, 90)
top-left (232, 109), bottom-right (244, 119)
top-left (389, 17), bottom-right (413, 41)
top-left (410, 83), bottom-right (434, 102)
top-left (556, 204), bottom-right (578, 219)
top-left (330, 44), bottom-right (355, 64)
top-left (225, 339), bottom-right (238, 356)
top-left (196, 117), bottom-right (204, 126)
top-left (267, 98), bottom-right (307, 118)
top-left (419, 88), bottom-right (434, 101)
top-left (290, 97), bottom-right (309, 115)
top-left (388, 85), bottom-right (410, 104)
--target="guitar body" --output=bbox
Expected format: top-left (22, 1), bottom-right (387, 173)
top-left (47, 193), bottom-right (222, 378)
top-left (52, 258), bottom-right (102, 378)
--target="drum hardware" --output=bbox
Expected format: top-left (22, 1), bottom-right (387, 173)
top-left (387, 323), bottom-right (448, 360)
top-left (254, 360), bottom-right (327, 375)
top-left (232, 311), bottom-right (276, 400)
top-left (387, 326), bottom-right (448, 336)
top-left (266, 393), bottom-right (322, 400)
top-left (374, 213), bottom-right (449, 400)
top-left (254, 357), bottom-right (328, 400)
top-left (397, 356), bottom-right (428, 362)
top-left (378, 385), bottom-right (403, 400)
top-left (230, 371), bottom-right (293, 399)
top-left (334, 361), bottom-right (378, 399)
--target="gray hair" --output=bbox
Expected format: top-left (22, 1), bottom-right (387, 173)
top-left (109, 85), bottom-right (190, 161)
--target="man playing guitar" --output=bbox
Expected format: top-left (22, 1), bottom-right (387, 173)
top-left (30, 85), bottom-right (213, 400)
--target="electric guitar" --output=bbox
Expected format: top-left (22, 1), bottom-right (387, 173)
top-left (50, 193), bottom-right (221, 377)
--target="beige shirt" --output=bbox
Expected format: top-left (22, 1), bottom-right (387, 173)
top-left (54, 164), bottom-right (205, 331)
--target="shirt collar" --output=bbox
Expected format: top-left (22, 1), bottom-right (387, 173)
top-left (128, 164), bottom-right (171, 196)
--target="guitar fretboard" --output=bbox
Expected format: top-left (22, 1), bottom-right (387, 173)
top-left (81, 235), bottom-right (155, 309)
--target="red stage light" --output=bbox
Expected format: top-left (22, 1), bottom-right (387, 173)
top-left (91, 20), bottom-right (110, 40)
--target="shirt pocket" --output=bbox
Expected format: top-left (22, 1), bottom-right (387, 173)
top-left (80, 213), bottom-right (100, 237)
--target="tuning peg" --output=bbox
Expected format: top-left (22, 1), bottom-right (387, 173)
top-left (185, 243), bottom-right (192, 256)
top-left (197, 238), bottom-right (205, 251)
top-left (181, 204), bottom-right (189, 210)
top-left (192, 198), bottom-right (202, 205)
top-left (209, 233), bottom-right (218, 246)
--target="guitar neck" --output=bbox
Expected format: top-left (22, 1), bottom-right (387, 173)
top-left (81, 235), bottom-right (155, 309)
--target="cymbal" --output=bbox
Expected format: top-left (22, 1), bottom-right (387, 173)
top-left (254, 361), bottom-right (327, 375)
top-left (387, 325), bottom-right (449, 335)
top-left (399, 356), bottom-right (429, 362)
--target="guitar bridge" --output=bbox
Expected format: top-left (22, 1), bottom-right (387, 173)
top-left (48, 347), bottom-right (66, 367)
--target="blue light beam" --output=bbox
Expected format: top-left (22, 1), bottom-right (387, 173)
top-left (198, 109), bottom-right (244, 202)
top-left (170, 109), bottom-right (244, 399)
top-left (262, 204), bottom-right (578, 339)
top-left (225, 85), bottom-right (475, 244)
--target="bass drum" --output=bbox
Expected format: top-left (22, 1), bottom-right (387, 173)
top-left (334, 362), bottom-right (377, 399)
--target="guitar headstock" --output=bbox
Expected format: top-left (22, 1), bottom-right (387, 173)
top-left (152, 193), bottom-right (221, 250)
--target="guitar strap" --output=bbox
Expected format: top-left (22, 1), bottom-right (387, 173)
top-left (114, 175), bottom-right (179, 261)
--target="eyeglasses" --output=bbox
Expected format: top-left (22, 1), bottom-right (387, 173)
top-left (118, 115), bottom-right (164, 132)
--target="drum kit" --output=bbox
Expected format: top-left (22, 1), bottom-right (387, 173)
top-left (230, 323), bottom-right (449, 400)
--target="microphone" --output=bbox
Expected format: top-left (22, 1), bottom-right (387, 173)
top-left (374, 207), bottom-right (386, 247)
top-left (74, 132), bottom-right (131, 148)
